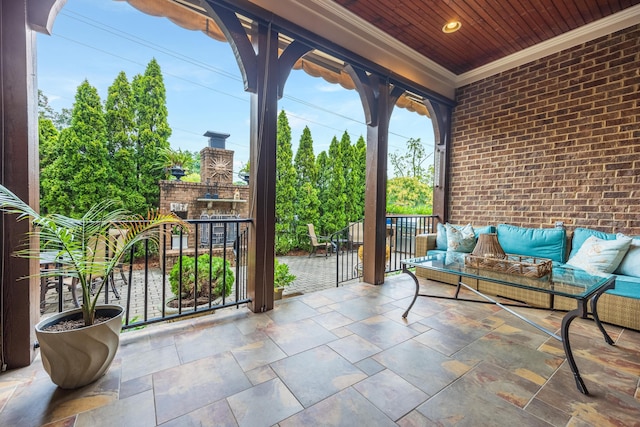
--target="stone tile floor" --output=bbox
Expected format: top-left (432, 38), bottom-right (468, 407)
top-left (3, 274), bottom-right (640, 426)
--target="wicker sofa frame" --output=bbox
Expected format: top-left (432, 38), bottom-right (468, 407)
top-left (415, 232), bottom-right (640, 331)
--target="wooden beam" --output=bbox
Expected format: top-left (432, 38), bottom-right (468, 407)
top-left (1, 0), bottom-right (41, 368)
top-left (347, 67), bottom-right (403, 285)
top-left (202, 2), bottom-right (309, 312)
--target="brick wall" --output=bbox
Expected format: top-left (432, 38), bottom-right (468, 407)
top-left (450, 24), bottom-right (640, 235)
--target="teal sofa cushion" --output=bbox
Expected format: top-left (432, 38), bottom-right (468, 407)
top-left (436, 223), bottom-right (448, 250)
top-left (497, 224), bottom-right (567, 263)
top-left (607, 275), bottom-right (640, 299)
top-left (474, 225), bottom-right (496, 238)
top-left (569, 228), bottom-right (616, 259)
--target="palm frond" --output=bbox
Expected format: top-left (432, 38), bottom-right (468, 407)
top-left (0, 184), bottom-right (187, 326)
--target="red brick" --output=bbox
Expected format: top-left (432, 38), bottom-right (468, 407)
top-left (449, 25), bottom-right (640, 235)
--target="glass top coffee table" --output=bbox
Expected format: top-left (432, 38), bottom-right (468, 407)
top-left (401, 252), bottom-right (616, 395)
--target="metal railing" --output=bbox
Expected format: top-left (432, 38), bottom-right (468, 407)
top-left (38, 218), bottom-right (252, 329)
top-left (333, 215), bottom-right (438, 285)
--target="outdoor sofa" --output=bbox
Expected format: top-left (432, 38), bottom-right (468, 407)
top-left (415, 223), bottom-right (640, 331)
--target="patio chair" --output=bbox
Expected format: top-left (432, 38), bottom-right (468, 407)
top-left (348, 221), bottom-right (364, 251)
top-left (307, 224), bottom-right (332, 257)
top-left (88, 228), bottom-right (129, 299)
top-left (39, 254), bottom-right (80, 313)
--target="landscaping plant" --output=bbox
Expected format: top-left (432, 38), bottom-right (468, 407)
top-left (0, 184), bottom-right (184, 327)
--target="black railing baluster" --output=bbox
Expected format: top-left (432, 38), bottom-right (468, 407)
top-left (334, 215), bottom-right (438, 286)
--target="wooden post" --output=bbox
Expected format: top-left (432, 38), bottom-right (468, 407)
top-left (0, 0), bottom-right (43, 368)
top-left (347, 67), bottom-right (403, 285)
top-left (202, 1), bottom-right (311, 312)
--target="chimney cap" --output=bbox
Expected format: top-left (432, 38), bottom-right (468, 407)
top-left (204, 131), bottom-right (230, 139)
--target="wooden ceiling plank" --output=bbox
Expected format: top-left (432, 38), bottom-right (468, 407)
top-left (572, 0), bottom-right (595, 23)
top-left (531, 0), bottom-right (574, 35)
top-left (330, 0), bottom-right (638, 75)
top-left (503, 0), bottom-right (548, 45)
top-left (456, 0), bottom-right (527, 53)
top-left (396, 0), bottom-right (496, 73)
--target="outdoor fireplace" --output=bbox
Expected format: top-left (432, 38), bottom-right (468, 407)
top-left (200, 212), bottom-right (237, 246)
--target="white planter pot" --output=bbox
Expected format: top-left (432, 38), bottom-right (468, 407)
top-left (35, 304), bottom-right (124, 389)
top-left (171, 234), bottom-right (188, 249)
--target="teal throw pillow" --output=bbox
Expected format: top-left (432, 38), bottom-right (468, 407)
top-left (445, 223), bottom-right (476, 253)
top-left (565, 235), bottom-right (632, 274)
top-left (614, 234), bottom-right (640, 278)
top-left (436, 222), bottom-right (448, 250)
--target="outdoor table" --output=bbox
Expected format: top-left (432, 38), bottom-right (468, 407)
top-left (39, 252), bottom-right (80, 312)
top-left (401, 252), bottom-right (616, 395)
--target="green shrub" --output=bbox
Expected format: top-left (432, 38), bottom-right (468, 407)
top-left (274, 259), bottom-right (296, 289)
top-left (169, 254), bottom-right (234, 298)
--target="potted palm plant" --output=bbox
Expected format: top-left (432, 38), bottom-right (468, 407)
top-left (0, 184), bottom-right (184, 389)
top-left (161, 147), bottom-right (192, 181)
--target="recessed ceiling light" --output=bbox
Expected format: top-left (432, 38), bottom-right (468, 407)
top-left (442, 21), bottom-right (462, 33)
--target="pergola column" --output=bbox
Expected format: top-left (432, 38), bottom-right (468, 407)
top-left (1, 0), bottom-right (62, 368)
top-left (347, 67), bottom-right (403, 285)
top-left (202, 1), bottom-right (311, 311)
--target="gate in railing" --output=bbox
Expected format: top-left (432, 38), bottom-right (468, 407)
top-left (333, 215), bottom-right (438, 286)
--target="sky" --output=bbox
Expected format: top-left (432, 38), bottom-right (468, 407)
top-left (37, 0), bottom-right (435, 176)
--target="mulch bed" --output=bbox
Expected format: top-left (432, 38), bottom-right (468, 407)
top-left (42, 316), bottom-right (112, 332)
top-left (166, 296), bottom-right (216, 308)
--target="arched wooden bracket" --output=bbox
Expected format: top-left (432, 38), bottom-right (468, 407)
top-left (202, 0), bottom-right (312, 99)
top-left (346, 65), bottom-right (404, 127)
top-left (202, 0), bottom-right (258, 92)
top-left (28, 0), bottom-right (67, 35)
top-left (425, 100), bottom-right (452, 147)
top-left (278, 40), bottom-right (313, 99)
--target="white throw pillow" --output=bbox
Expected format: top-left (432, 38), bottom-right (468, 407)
top-left (445, 223), bottom-right (476, 253)
top-left (565, 235), bottom-right (632, 274)
top-left (614, 234), bottom-right (640, 278)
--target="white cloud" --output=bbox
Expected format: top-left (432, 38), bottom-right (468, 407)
top-left (315, 82), bottom-right (344, 93)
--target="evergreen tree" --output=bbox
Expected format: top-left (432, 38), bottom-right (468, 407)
top-left (132, 58), bottom-right (171, 212)
top-left (38, 118), bottom-right (59, 171)
top-left (339, 131), bottom-right (358, 222)
top-left (323, 136), bottom-right (347, 233)
top-left (316, 150), bottom-right (331, 234)
top-left (38, 117), bottom-right (59, 212)
top-left (105, 71), bottom-right (144, 212)
top-left (293, 126), bottom-right (319, 248)
top-left (275, 110), bottom-right (297, 254)
top-left (353, 135), bottom-right (366, 220)
top-left (41, 80), bottom-right (110, 216)
top-left (39, 90), bottom-right (71, 130)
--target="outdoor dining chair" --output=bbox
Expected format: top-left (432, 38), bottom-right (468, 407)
top-left (307, 223), bottom-right (333, 257)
